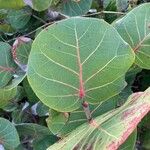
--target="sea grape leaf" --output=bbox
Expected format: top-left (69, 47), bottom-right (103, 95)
top-left (0, 72), bottom-right (26, 108)
top-left (28, 17), bottom-right (134, 112)
top-left (46, 110), bottom-right (69, 135)
top-left (36, 101), bottom-right (49, 116)
top-left (16, 123), bottom-right (52, 138)
top-left (24, 0), bottom-right (52, 11)
top-left (52, 0), bottom-right (92, 16)
top-left (0, 0), bottom-right (25, 9)
top-left (0, 117), bottom-right (20, 149)
top-left (7, 7), bottom-right (32, 30)
top-left (0, 86), bottom-right (17, 108)
top-left (114, 3), bottom-right (150, 69)
top-left (0, 42), bottom-right (17, 88)
top-left (33, 135), bottom-right (57, 150)
top-left (12, 36), bottom-right (32, 71)
top-left (103, 0), bottom-right (129, 12)
top-left (2, 86), bottom-right (25, 112)
top-left (47, 87), bottom-right (150, 150)
top-left (16, 123), bottom-right (58, 148)
top-left (119, 129), bottom-right (137, 150)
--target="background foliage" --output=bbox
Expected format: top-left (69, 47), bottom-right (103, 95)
top-left (0, 0), bottom-right (150, 150)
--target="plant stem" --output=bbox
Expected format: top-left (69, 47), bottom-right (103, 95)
top-left (83, 11), bottom-right (126, 17)
top-left (82, 101), bottom-right (92, 122)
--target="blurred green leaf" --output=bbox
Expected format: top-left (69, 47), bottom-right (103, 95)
top-left (0, 117), bottom-right (20, 149)
top-left (7, 7), bottom-right (32, 30)
top-left (0, 0), bottom-right (25, 9)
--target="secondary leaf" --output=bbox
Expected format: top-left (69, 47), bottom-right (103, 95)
top-left (7, 7), bottom-right (32, 30)
top-left (12, 36), bottom-right (32, 71)
top-left (28, 17), bottom-right (134, 112)
top-left (0, 117), bottom-right (20, 149)
top-left (24, 0), bottom-right (52, 11)
top-left (16, 123), bottom-right (58, 149)
top-left (114, 3), bottom-right (150, 69)
top-left (52, 0), bottom-right (92, 16)
top-left (47, 87), bottom-right (150, 150)
top-left (0, 42), bottom-right (16, 88)
top-left (0, 71), bottom-right (26, 108)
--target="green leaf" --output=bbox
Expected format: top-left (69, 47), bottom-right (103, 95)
top-left (0, 42), bottom-right (16, 88)
top-left (104, 0), bottom-right (129, 11)
top-left (0, 23), bottom-right (15, 34)
top-left (119, 129), bottom-right (137, 150)
top-left (36, 101), bottom-right (49, 116)
top-left (0, 9), bottom-right (7, 19)
top-left (7, 7), bottom-right (32, 30)
top-left (2, 86), bottom-right (25, 112)
top-left (0, 118), bottom-right (20, 149)
top-left (53, 0), bottom-right (92, 16)
top-left (16, 123), bottom-right (51, 138)
top-left (16, 123), bottom-right (58, 146)
top-left (24, 0), bottom-right (52, 11)
top-left (47, 87), bottom-right (150, 150)
top-left (46, 110), bottom-right (69, 134)
top-left (114, 3), bottom-right (150, 69)
top-left (33, 135), bottom-right (57, 150)
top-left (0, 72), bottom-right (26, 108)
top-left (23, 77), bottom-right (39, 103)
top-left (0, 0), bottom-right (25, 9)
top-left (28, 17), bottom-right (134, 112)
top-left (12, 36), bottom-right (32, 71)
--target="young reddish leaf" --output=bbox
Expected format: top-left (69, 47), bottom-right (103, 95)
top-left (47, 87), bottom-right (150, 150)
top-left (12, 36), bottom-right (32, 72)
top-left (27, 17), bottom-right (134, 112)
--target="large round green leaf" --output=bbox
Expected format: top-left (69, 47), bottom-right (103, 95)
top-left (114, 3), bottom-right (150, 69)
top-left (0, 42), bottom-right (16, 88)
top-left (27, 17), bottom-right (134, 112)
top-left (0, 118), bottom-right (20, 149)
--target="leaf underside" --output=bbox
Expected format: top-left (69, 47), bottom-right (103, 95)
top-left (28, 17), bottom-right (134, 112)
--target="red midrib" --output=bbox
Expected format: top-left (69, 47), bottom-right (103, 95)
top-left (75, 30), bottom-right (85, 99)
top-left (77, 46), bottom-right (85, 98)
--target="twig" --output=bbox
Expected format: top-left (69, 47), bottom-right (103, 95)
top-left (5, 21), bottom-right (56, 43)
top-left (82, 101), bottom-right (92, 122)
top-left (83, 10), bottom-right (126, 17)
top-left (32, 14), bottom-right (47, 24)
